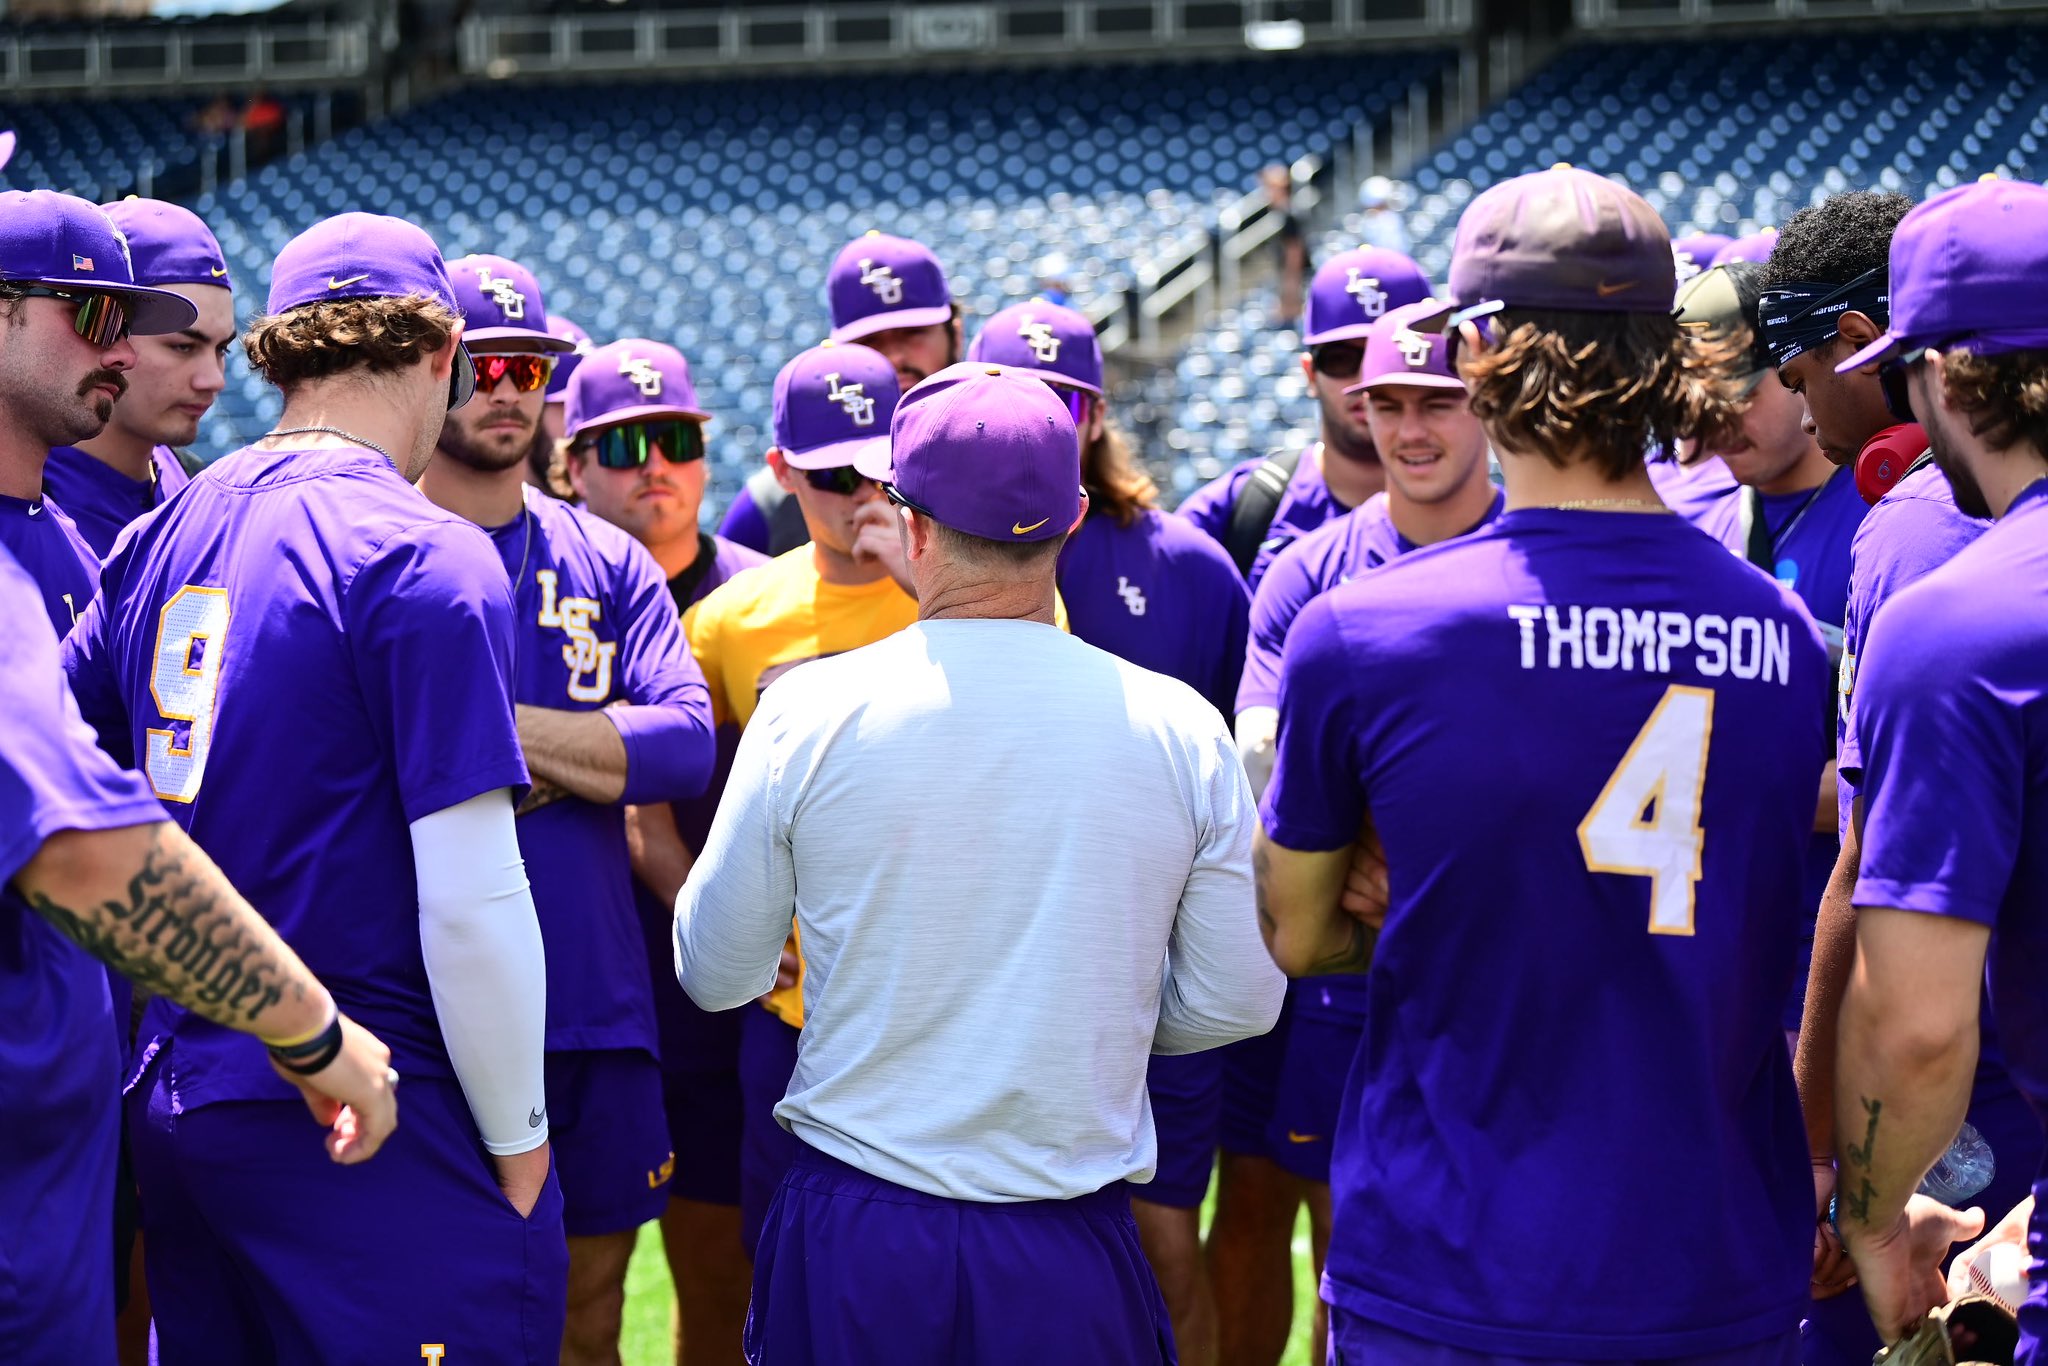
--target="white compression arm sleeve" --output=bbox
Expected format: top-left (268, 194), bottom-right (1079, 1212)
top-left (410, 789), bottom-right (550, 1155)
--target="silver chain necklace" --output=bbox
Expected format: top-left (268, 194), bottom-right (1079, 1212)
top-left (265, 425), bottom-right (396, 467)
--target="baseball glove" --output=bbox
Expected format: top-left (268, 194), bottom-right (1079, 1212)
top-left (1871, 1294), bottom-right (2020, 1366)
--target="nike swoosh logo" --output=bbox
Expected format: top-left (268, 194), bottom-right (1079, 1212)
top-left (210, 267), bottom-right (229, 278)
top-left (327, 273), bottom-right (371, 290)
top-left (1594, 280), bottom-right (1637, 297)
top-left (1012, 517), bottom-right (1050, 535)
top-left (1286, 1131), bottom-right (1322, 1144)
top-left (528, 1107), bottom-right (545, 1128)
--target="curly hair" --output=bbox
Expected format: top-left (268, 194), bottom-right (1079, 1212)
top-left (1761, 192), bottom-right (1915, 289)
top-left (1460, 308), bottom-right (1750, 480)
top-left (242, 294), bottom-right (459, 391)
top-left (1082, 415), bottom-right (1158, 527)
top-left (1937, 347), bottom-right (2048, 456)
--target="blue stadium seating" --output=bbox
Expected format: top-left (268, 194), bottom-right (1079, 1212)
top-left (176, 55), bottom-right (1439, 516)
top-left (1159, 24), bottom-right (2048, 484)
top-left (0, 95), bottom-right (228, 205)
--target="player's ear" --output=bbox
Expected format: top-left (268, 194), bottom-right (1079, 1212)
top-left (1068, 488), bottom-right (1090, 535)
top-left (766, 446), bottom-right (799, 494)
top-left (1299, 352), bottom-right (1316, 385)
top-left (1836, 311), bottom-right (1885, 368)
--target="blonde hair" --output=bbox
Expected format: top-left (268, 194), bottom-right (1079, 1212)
top-left (1081, 412), bottom-right (1157, 527)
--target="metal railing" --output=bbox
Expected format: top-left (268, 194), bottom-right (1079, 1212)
top-left (1575, 0), bottom-right (2048, 27)
top-left (0, 21), bottom-right (370, 93)
top-left (460, 0), bottom-right (1471, 79)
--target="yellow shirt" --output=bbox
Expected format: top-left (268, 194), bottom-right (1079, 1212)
top-left (685, 547), bottom-right (1066, 1028)
top-left (684, 549), bottom-right (919, 1027)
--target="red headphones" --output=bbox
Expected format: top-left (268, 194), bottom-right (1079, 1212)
top-left (1854, 423), bottom-right (1929, 505)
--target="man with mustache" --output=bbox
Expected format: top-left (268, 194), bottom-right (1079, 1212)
top-left (419, 286), bottom-right (719, 1366)
top-left (43, 198), bottom-right (236, 558)
top-left (0, 190), bottom-right (195, 634)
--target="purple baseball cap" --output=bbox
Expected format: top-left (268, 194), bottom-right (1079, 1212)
top-left (544, 316), bottom-right (593, 402)
top-left (828, 231), bottom-right (953, 343)
top-left (0, 189), bottom-right (197, 335)
top-left (1671, 232), bottom-right (1733, 283)
top-left (564, 339), bottom-right (708, 439)
top-left (882, 363), bottom-right (1081, 544)
top-left (267, 212), bottom-right (462, 318)
top-left (1449, 167), bottom-right (1675, 317)
top-left (446, 253), bottom-right (573, 353)
top-left (1709, 228), bottom-right (1777, 268)
top-left (965, 300), bottom-right (1103, 393)
top-left (1836, 179), bottom-right (2048, 374)
top-left (771, 340), bottom-right (900, 474)
top-left (1302, 246), bottom-right (1433, 346)
top-left (102, 198), bottom-right (231, 291)
top-left (1345, 299), bottom-right (1464, 394)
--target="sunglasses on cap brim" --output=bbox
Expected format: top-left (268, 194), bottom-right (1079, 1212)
top-left (2, 283), bottom-right (133, 348)
top-left (579, 419), bottom-right (707, 469)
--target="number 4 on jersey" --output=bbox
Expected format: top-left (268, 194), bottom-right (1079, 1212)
top-left (1577, 684), bottom-right (1714, 936)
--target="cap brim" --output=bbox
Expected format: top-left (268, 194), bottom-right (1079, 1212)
top-left (1303, 322), bottom-right (1376, 347)
top-left (448, 346), bottom-right (476, 410)
top-left (1345, 371), bottom-right (1465, 395)
top-left (830, 304), bottom-right (954, 343)
top-left (26, 276), bottom-right (200, 335)
top-left (565, 402), bottom-right (710, 439)
top-left (1002, 364), bottom-right (1102, 395)
top-left (783, 432), bottom-right (890, 472)
top-left (1835, 332), bottom-right (1900, 374)
top-left (464, 326), bottom-right (577, 353)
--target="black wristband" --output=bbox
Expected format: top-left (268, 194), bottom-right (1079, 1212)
top-left (268, 1015), bottom-right (344, 1075)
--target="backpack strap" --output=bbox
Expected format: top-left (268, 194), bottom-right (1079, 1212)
top-left (1222, 445), bottom-right (1306, 578)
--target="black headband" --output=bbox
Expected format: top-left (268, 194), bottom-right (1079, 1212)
top-left (1758, 266), bottom-right (1889, 369)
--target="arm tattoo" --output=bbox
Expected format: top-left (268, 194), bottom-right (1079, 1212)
top-left (1839, 1096), bottom-right (1883, 1225)
top-left (24, 824), bottom-right (300, 1029)
top-left (1308, 917), bottom-right (1377, 976)
top-left (515, 778), bottom-right (572, 817)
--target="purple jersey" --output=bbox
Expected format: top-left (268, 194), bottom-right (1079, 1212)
top-left (1850, 480), bottom-right (2048, 1352)
top-left (1649, 452), bottom-right (1740, 529)
top-left (42, 444), bottom-right (191, 559)
top-left (1838, 458), bottom-right (1988, 829)
top-left (1055, 507), bottom-right (1249, 717)
top-left (1264, 509), bottom-right (1828, 1357)
top-left (0, 493), bottom-right (98, 636)
top-left (0, 542), bottom-right (165, 1360)
top-left (1176, 445), bottom-right (1354, 591)
top-left (487, 494), bottom-right (715, 1056)
top-left (717, 484), bottom-right (773, 556)
top-left (1238, 490), bottom-right (1504, 715)
top-left (61, 444), bottom-right (530, 1110)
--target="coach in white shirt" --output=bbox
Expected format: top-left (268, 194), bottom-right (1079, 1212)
top-left (676, 361), bottom-right (1282, 1365)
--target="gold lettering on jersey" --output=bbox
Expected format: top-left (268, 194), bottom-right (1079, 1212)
top-left (534, 569), bottom-right (617, 703)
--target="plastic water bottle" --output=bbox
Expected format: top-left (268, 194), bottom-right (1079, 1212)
top-left (1918, 1121), bottom-right (1996, 1207)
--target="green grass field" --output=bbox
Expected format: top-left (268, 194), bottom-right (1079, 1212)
top-left (617, 1187), bottom-right (1321, 1365)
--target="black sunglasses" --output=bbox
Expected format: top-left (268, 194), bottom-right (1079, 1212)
top-left (583, 419), bottom-right (706, 469)
top-left (2, 282), bottom-right (132, 347)
top-left (881, 482), bottom-right (937, 518)
top-left (1877, 354), bottom-right (1918, 423)
top-left (803, 465), bottom-right (882, 497)
top-left (1310, 342), bottom-right (1365, 380)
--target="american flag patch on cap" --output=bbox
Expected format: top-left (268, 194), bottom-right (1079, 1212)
top-left (72, 254), bottom-right (94, 271)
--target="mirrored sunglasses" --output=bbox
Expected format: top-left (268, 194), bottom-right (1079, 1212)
top-left (473, 353), bottom-right (558, 394)
top-left (585, 419), bottom-right (706, 469)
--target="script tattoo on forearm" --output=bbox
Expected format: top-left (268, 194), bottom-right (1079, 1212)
top-left (25, 824), bottom-right (296, 1028)
top-left (1839, 1096), bottom-right (1883, 1225)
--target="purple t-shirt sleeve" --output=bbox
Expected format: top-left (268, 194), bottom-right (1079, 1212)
top-left (604, 538), bottom-right (716, 807)
top-left (716, 486), bottom-right (772, 556)
top-left (1174, 463), bottom-right (1252, 544)
top-left (1, 553), bottom-right (164, 885)
top-left (1260, 591), bottom-right (1368, 852)
top-left (1237, 535), bottom-right (1320, 714)
top-left (345, 523), bottom-right (530, 823)
top-left (1853, 583), bottom-right (2019, 928)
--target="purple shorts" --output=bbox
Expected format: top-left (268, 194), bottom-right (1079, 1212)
top-left (545, 1048), bottom-right (673, 1237)
top-left (748, 1144), bottom-right (1177, 1365)
top-left (1219, 990), bottom-right (1292, 1157)
top-left (1136, 1050), bottom-right (1222, 1209)
top-left (739, 1007), bottom-right (805, 1255)
top-left (1328, 1307), bottom-right (1798, 1366)
top-left (131, 1062), bottom-right (566, 1365)
top-left (1265, 1011), bottom-right (1361, 1184)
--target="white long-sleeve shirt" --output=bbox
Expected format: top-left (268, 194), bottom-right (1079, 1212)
top-left (675, 617), bottom-right (1283, 1203)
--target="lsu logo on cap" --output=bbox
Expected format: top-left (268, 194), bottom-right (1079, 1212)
top-left (823, 372), bottom-right (875, 426)
top-left (475, 266), bottom-right (527, 320)
top-left (1018, 316), bottom-right (1061, 363)
top-left (1345, 268), bottom-right (1388, 318)
top-left (1395, 328), bottom-right (1432, 368)
top-left (619, 355), bottom-right (663, 397)
top-left (859, 259), bottom-right (903, 305)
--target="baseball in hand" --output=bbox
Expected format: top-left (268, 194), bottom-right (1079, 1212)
top-left (1948, 1238), bottom-right (2029, 1313)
